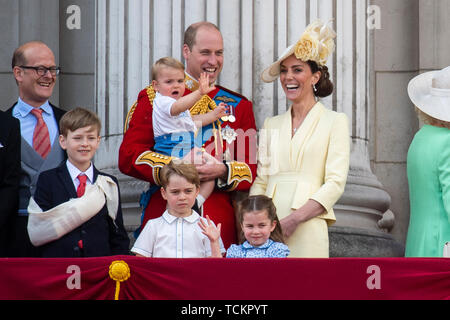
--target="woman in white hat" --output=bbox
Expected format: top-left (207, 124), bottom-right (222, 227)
top-left (250, 20), bottom-right (350, 257)
top-left (405, 66), bottom-right (450, 257)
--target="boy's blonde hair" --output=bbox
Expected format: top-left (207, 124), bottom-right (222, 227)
top-left (160, 160), bottom-right (200, 189)
top-left (59, 107), bottom-right (102, 137)
top-left (151, 57), bottom-right (185, 81)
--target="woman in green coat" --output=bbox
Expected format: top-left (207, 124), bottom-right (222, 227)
top-left (405, 66), bottom-right (450, 257)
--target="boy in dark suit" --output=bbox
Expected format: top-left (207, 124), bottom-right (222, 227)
top-left (30, 108), bottom-right (129, 257)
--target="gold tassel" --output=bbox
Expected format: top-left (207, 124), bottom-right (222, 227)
top-left (212, 122), bottom-right (218, 155)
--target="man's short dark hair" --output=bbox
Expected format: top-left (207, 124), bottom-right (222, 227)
top-left (183, 21), bottom-right (220, 50)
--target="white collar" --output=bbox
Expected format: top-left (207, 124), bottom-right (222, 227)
top-left (162, 210), bottom-right (200, 224)
top-left (66, 160), bottom-right (94, 184)
top-left (242, 239), bottom-right (274, 249)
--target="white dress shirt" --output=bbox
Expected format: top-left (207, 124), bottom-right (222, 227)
top-left (66, 160), bottom-right (94, 191)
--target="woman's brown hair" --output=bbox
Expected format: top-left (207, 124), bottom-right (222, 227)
top-left (308, 60), bottom-right (334, 98)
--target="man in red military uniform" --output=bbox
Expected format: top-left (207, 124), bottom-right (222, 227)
top-left (119, 22), bottom-right (257, 249)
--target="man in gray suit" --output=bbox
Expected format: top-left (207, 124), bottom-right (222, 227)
top-left (7, 41), bottom-right (66, 257)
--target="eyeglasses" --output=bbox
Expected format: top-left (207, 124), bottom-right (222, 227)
top-left (19, 66), bottom-right (61, 76)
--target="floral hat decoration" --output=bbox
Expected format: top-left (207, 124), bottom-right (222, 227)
top-left (261, 19), bottom-right (336, 83)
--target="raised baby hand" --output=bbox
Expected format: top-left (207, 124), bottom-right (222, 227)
top-left (198, 72), bottom-right (216, 95)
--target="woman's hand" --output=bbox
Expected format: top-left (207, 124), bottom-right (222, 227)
top-left (280, 213), bottom-right (301, 239)
top-left (280, 200), bottom-right (326, 239)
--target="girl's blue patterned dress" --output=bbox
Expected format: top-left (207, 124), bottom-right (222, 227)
top-left (226, 239), bottom-right (290, 258)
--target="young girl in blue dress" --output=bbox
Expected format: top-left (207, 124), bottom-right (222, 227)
top-left (200, 195), bottom-right (290, 258)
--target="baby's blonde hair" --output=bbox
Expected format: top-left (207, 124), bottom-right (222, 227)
top-left (151, 57), bottom-right (185, 81)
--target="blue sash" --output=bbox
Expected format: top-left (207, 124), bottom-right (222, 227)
top-left (154, 131), bottom-right (197, 158)
top-left (199, 89), bottom-right (243, 143)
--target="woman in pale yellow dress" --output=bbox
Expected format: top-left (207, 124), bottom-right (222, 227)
top-left (250, 20), bottom-right (350, 257)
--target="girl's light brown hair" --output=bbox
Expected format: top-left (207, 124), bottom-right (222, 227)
top-left (238, 195), bottom-right (285, 244)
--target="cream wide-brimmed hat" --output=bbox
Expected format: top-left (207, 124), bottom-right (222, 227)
top-left (407, 66), bottom-right (450, 122)
top-left (261, 19), bottom-right (336, 83)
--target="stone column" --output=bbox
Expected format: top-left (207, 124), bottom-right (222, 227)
top-left (95, 0), bottom-right (151, 230)
top-left (18, 0), bottom-right (60, 105)
top-left (364, 0), bottom-right (450, 256)
top-left (59, 0), bottom-right (96, 112)
top-left (0, 0), bottom-right (20, 108)
top-left (418, 0), bottom-right (450, 70)
top-left (329, 0), bottom-right (404, 257)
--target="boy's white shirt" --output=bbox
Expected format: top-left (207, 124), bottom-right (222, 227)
top-left (66, 159), bottom-right (94, 189)
top-left (152, 92), bottom-right (197, 137)
top-left (131, 210), bottom-right (226, 258)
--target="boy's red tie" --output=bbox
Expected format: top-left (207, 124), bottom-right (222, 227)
top-left (30, 108), bottom-right (51, 159)
top-left (77, 174), bottom-right (87, 197)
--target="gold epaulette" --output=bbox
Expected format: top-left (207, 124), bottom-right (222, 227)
top-left (146, 85), bottom-right (156, 103)
top-left (224, 161), bottom-right (253, 191)
top-left (190, 95), bottom-right (217, 116)
top-left (135, 151), bottom-right (173, 185)
top-left (124, 85), bottom-right (156, 133)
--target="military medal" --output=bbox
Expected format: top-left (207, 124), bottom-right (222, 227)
top-left (186, 79), bottom-right (194, 90)
top-left (228, 105), bottom-right (236, 123)
top-left (222, 125), bottom-right (238, 144)
top-left (221, 104), bottom-right (230, 122)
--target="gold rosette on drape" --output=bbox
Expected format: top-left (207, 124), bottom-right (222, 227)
top-left (109, 260), bottom-right (131, 300)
